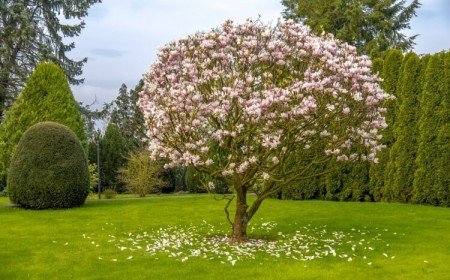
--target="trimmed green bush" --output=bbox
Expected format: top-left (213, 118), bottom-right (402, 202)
top-left (102, 189), bottom-right (117, 199)
top-left (8, 122), bottom-right (89, 209)
top-left (0, 62), bottom-right (85, 187)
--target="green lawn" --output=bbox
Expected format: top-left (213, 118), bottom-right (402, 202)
top-left (0, 194), bottom-right (449, 279)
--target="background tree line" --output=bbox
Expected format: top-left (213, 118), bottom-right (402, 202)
top-left (277, 0), bottom-right (448, 206)
top-left (279, 50), bottom-right (449, 206)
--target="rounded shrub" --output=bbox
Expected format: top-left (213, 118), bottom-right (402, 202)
top-left (8, 122), bottom-right (89, 209)
top-left (102, 189), bottom-right (117, 199)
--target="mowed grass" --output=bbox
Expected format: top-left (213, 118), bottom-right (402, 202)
top-left (0, 194), bottom-right (449, 279)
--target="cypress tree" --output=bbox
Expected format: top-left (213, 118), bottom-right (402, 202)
top-left (0, 62), bottom-right (85, 187)
top-left (382, 51), bottom-right (417, 199)
top-left (368, 50), bottom-right (403, 201)
top-left (413, 54), bottom-right (445, 205)
top-left (435, 51), bottom-right (450, 206)
top-left (372, 58), bottom-right (384, 76)
top-left (100, 123), bottom-right (129, 192)
top-left (387, 53), bottom-right (421, 202)
top-left (110, 80), bottom-right (147, 150)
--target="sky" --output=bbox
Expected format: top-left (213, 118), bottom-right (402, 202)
top-left (70, 0), bottom-right (450, 109)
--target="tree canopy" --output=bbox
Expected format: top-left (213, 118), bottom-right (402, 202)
top-left (0, 0), bottom-right (101, 118)
top-left (281, 0), bottom-right (420, 57)
top-left (109, 81), bottom-right (147, 149)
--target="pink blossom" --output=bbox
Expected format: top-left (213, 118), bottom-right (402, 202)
top-left (138, 18), bottom-right (391, 182)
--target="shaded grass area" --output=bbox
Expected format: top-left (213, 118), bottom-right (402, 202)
top-left (0, 195), bottom-right (449, 279)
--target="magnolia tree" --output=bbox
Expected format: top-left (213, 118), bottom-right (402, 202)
top-left (139, 20), bottom-right (391, 242)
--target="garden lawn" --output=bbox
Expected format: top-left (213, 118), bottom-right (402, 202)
top-left (0, 194), bottom-right (449, 279)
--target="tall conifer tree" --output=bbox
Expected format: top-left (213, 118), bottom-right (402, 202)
top-left (413, 54), bottom-right (445, 205)
top-left (110, 80), bottom-right (147, 149)
top-left (383, 52), bottom-right (415, 198)
top-left (387, 53), bottom-right (421, 202)
top-left (368, 50), bottom-right (403, 200)
top-left (372, 58), bottom-right (384, 76)
top-left (434, 52), bottom-right (450, 206)
top-left (100, 123), bottom-right (129, 192)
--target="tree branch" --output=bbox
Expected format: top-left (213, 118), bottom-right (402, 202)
top-left (224, 195), bottom-right (235, 226)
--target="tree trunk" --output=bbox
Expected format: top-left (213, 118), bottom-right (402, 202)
top-left (0, 76), bottom-right (7, 121)
top-left (232, 189), bottom-right (248, 242)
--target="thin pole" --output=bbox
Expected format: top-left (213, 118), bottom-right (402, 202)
top-left (97, 139), bottom-right (101, 199)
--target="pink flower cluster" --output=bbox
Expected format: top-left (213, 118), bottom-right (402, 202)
top-left (138, 19), bottom-right (392, 181)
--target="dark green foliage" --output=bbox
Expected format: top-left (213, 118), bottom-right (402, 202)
top-left (281, 174), bottom-right (325, 200)
top-left (383, 52), bottom-right (416, 199)
top-left (368, 50), bottom-right (403, 200)
top-left (172, 166), bottom-right (188, 192)
top-left (110, 81), bottom-right (147, 150)
top-left (280, 143), bottom-right (327, 200)
top-left (100, 123), bottom-right (129, 192)
top-left (0, 62), bottom-right (86, 187)
top-left (184, 166), bottom-right (207, 193)
top-left (8, 122), bottom-right (89, 209)
top-left (158, 166), bottom-right (177, 193)
top-left (324, 161), bottom-right (371, 202)
top-left (184, 166), bottom-right (229, 194)
top-left (372, 58), bottom-right (384, 76)
top-left (386, 53), bottom-right (422, 202)
top-left (281, 0), bottom-right (420, 56)
top-left (103, 189), bottom-right (117, 199)
top-left (0, 0), bottom-right (101, 117)
top-left (434, 52), bottom-right (450, 206)
top-left (392, 52), bottom-right (416, 107)
top-left (413, 54), bottom-right (446, 205)
top-left (0, 187), bottom-right (8, 197)
top-left (436, 123), bottom-right (450, 206)
top-left (79, 103), bottom-right (112, 141)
